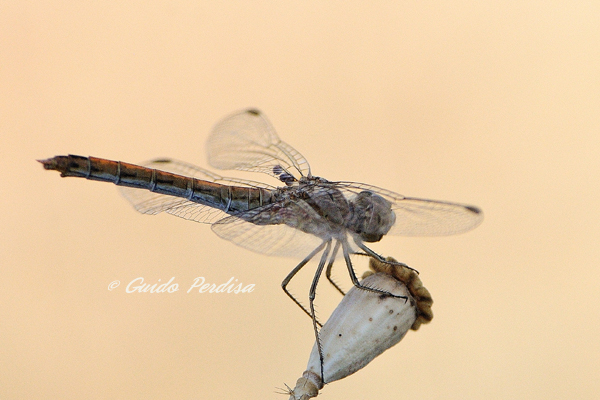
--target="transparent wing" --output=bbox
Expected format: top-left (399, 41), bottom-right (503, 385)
top-left (335, 181), bottom-right (484, 236)
top-left (119, 158), bottom-right (276, 224)
top-left (206, 109), bottom-right (311, 182)
top-left (211, 198), bottom-right (353, 258)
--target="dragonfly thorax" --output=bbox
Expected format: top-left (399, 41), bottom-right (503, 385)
top-left (347, 191), bottom-right (396, 243)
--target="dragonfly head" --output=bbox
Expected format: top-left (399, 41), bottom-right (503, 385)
top-left (349, 191), bottom-right (396, 243)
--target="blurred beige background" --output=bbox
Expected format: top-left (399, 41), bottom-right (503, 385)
top-left (2, 1), bottom-right (599, 399)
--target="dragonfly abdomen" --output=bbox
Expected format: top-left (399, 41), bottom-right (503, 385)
top-left (39, 155), bottom-right (274, 213)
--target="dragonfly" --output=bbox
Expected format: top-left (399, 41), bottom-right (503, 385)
top-left (39, 109), bottom-right (483, 377)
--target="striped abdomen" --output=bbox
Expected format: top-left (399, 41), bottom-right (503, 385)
top-left (38, 155), bottom-right (276, 214)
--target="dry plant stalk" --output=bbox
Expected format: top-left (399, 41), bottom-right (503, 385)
top-left (286, 257), bottom-right (433, 400)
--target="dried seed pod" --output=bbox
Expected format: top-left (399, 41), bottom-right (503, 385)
top-left (363, 256), bottom-right (433, 331)
top-left (287, 257), bottom-right (433, 400)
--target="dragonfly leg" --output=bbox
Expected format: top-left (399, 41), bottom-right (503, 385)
top-left (324, 241), bottom-right (345, 296)
top-left (342, 240), bottom-right (409, 301)
top-left (281, 241), bottom-right (327, 327)
top-left (354, 240), bottom-right (420, 274)
top-left (308, 240), bottom-right (332, 384)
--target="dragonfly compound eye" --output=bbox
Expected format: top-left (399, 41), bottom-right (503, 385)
top-left (349, 191), bottom-right (396, 243)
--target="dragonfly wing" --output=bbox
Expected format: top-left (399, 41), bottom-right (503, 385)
top-left (135, 158), bottom-right (277, 189)
top-left (119, 158), bottom-right (276, 224)
top-left (206, 109), bottom-right (310, 182)
top-left (335, 182), bottom-right (483, 236)
top-left (211, 199), bottom-right (344, 258)
top-left (387, 197), bottom-right (483, 236)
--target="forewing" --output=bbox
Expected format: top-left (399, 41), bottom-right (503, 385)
top-left (119, 158), bottom-right (275, 224)
top-left (388, 197), bottom-right (483, 236)
top-left (335, 182), bottom-right (483, 236)
top-left (206, 109), bottom-right (310, 181)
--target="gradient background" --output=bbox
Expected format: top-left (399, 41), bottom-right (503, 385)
top-left (2, 2), bottom-right (599, 399)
